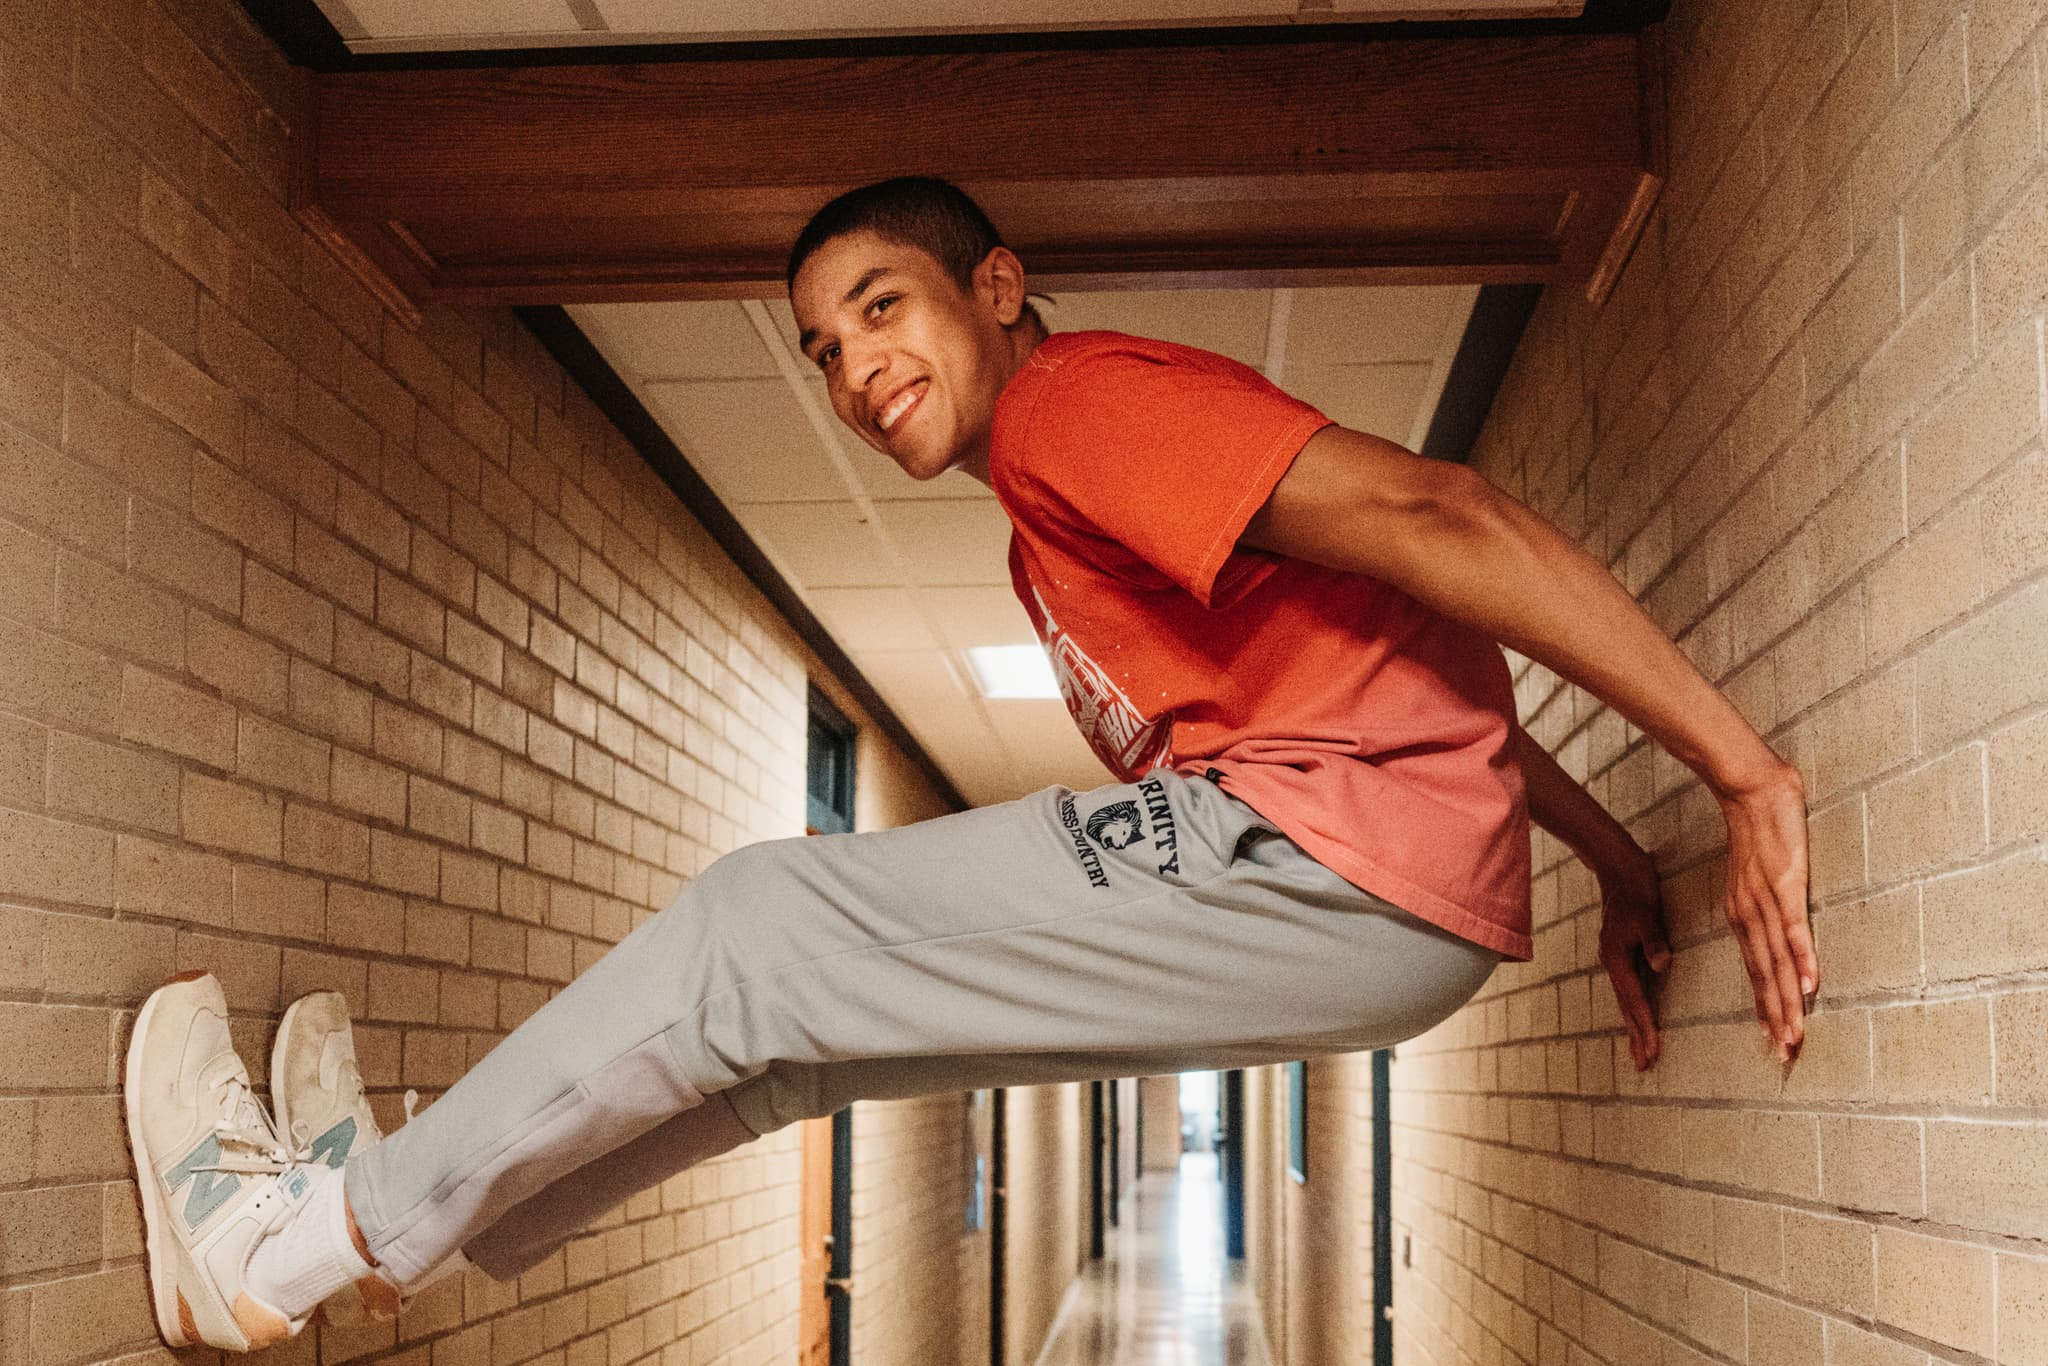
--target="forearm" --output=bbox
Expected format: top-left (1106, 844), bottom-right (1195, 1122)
top-left (1435, 470), bottom-right (1788, 797)
top-left (1509, 721), bottom-right (1646, 883)
top-left (1238, 427), bottom-right (1791, 798)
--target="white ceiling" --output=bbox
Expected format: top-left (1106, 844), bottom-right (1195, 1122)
top-left (317, 0), bottom-right (1582, 52)
top-left (570, 284), bottom-right (1476, 807)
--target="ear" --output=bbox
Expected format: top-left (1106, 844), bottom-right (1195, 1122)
top-left (973, 246), bottom-right (1029, 327)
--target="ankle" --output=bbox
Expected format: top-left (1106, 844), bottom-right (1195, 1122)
top-left (344, 1191), bottom-right (376, 1266)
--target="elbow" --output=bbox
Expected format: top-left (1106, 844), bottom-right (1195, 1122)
top-left (1433, 462), bottom-right (1504, 523)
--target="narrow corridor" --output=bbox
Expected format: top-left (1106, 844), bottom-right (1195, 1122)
top-left (1035, 1150), bottom-right (1274, 1366)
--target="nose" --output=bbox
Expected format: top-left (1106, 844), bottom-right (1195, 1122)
top-left (841, 337), bottom-right (888, 400)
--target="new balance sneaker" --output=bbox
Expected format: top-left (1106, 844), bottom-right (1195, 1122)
top-left (124, 970), bottom-right (318, 1351)
top-left (271, 989), bottom-right (405, 1324)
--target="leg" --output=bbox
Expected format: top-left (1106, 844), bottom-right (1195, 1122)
top-left (715, 831), bottom-right (1499, 1138)
top-left (456, 1091), bottom-right (755, 1281)
top-left (344, 767), bottom-right (1495, 1288)
top-left (439, 880), bottom-right (1486, 1289)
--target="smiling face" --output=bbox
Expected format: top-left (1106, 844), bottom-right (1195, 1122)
top-left (790, 229), bottom-right (1037, 483)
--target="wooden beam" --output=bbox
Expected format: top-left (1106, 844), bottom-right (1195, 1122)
top-left (295, 30), bottom-right (1664, 310)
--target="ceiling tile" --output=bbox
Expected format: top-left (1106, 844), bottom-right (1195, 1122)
top-left (338, 0), bottom-right (575, 37)
top-left (919, 585), bottom-right (1036, 651)
top-left (848, 646), bottom-right (971, 709)
top-left (1286, 362), bottom-right (1433, 442)
top-left (763, 298), bottom-right (804, 355)
top-left (1012, 754), bottom-right (1120, 797)
top-left (805, 587), bottom-right (939, 651)
top-left (871, 499), bottom-right (1016, 586)
top-left (842, 433), bottom-right (994, 500)
top-left (743, 502), bottom-right (897, 587)
top-left (952, 766), bottom-right (1030, 808)
top-left (1331, 0), bottom-right (1577, 9)
top-left (594, 0), bottom-right (1298, 37)
top-left (989, 700), bottom-right (1112, 791)
top-left (1286, 286), bottom-right (1461, 366)
top-left (643, 378), bottom-right (848, 503)
top-left (846, 646), bottom-right (1020, 802)
top-left (570, 301), bottom-right (779, 381)
top-left (1042, 290), bottom-right (1272, 367)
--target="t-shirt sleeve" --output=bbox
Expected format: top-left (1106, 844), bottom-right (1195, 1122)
top-left (1014, 343), bottom-right (1333, 609)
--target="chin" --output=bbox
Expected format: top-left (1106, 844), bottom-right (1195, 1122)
top-left (892, 442), bottom-right (958, 481)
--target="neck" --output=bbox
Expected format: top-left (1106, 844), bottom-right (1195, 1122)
top-left (954, 314), bottom-right (1050, 488)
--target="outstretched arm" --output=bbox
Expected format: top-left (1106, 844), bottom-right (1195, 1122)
top-left (1240, 424), bottom-right (1815, 1059)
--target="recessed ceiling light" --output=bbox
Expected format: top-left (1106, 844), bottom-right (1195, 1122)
top-left (965, 644), bottom-right (1060, 700)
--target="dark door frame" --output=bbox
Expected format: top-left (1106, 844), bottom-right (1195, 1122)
top-left (1107, 1079), bottom-right (1120, 1227)
top-left (1221, 1068), bottom-right (1245, 1259)
top-left (828, 1108), bottom-right (853, 1366)
top-left (1089, 1080), bottom-right (1105, 1259)
top-left (1373, 1049), bottom-right (1394, 1365)
top-left (990, 1088), bottom-right (1008, 1366)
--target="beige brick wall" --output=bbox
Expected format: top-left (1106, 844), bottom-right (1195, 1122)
top-left (847, 1096), bottom-right (967, 1365)
top-left (1284, 1056), bottom-right (1375, 1366)
top-left (1138, 1075), bottom-right (1183, 1172)
top-left (1241, 2), bottom-right (2048, 1362)
top-left (1244, 1064), bottom-right (1287, 1365)
top-left (0, 0), bottom-right (986, 1362)
top-left (1385, 0), bottom-right (2048, 1361)
top-left (1001, 1083), bottom-right (1085, 1366)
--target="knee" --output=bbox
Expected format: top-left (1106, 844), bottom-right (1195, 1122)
top-left (681, 837), bottom-right (808, 911)
top-left (721, 1072), bottom-right (812, 1138)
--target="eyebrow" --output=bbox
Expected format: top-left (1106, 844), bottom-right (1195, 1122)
top-left (797, 266), bottom-right (895, 354)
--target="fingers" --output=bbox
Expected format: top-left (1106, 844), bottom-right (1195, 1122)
top-left (1776, 857), bottom-right (1819, 1005)
top-left (1729, 888), bottom-right (1786, 1049)
top-left (1600, 938), bottom-right (1660, 1071)
top-left (1760, 847), bottom-right (1814, 1035)
top-left (1731, 869), bottom-right (1802, 1060)
top-left (1754, 893), bottom-right (1805, 1050)
top-left (1789, 920), bottom-right (1820, 1010)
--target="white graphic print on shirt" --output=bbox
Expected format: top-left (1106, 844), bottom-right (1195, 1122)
top-left (1029, 584), bottom-right (1173, 778)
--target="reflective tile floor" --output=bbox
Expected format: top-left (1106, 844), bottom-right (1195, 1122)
top-left (1034, 1150), bottom-right (1276, 1366)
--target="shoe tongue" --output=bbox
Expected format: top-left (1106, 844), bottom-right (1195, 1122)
top-left (198, 1052), bottom-right (248, 1093)
top-left (317, 1033), bottom-right (350, 1093)
top-left (197, 1055), bottom-right (278, 1148)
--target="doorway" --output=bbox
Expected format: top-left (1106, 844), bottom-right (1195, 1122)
top-left (797, 1110), bottom-right (854, 1366)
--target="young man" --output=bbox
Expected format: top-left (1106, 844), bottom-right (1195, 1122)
top-left (125, 177), bottom-right (1817, 1351)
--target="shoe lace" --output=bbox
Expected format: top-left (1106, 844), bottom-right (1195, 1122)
top-left (277, 1081), bottom-right (421, 1164)
top-left (196, 1075), bottom-right (296, 1176)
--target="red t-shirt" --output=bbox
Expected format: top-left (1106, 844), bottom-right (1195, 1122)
top-left (990, 330), bottom-right (1533, 960)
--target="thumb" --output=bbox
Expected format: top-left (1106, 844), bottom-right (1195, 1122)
top-left (1646, 932), bottom-right (1672, 975)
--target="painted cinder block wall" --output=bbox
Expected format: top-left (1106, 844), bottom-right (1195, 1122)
top-left (0, 0), bottom-right (1021, 1361)
top-left (1241, 1), bottom-right (2048, 1362)
top-left (1000, 1083), bottom-right (1087, 1366)
top-left (1385, 0), bottom-right (2048, 1361)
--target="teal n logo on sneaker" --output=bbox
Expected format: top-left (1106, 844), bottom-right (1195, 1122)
top-left (164, 1134), bottom-right (240, 1230)
top-left (308, 1116), bottom-right (357, 1169)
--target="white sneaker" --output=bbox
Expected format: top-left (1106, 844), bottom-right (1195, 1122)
top-left (271, 990), bottom-right (406, 1324)
top-left (124, 971), bottom-right (318, 1351)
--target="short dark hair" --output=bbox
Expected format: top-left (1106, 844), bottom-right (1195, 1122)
top-left (785, 177), bottom-right (1008, 292)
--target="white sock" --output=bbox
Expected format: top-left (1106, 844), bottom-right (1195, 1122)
top-left (245, 1164), bottom-right (378, 1318)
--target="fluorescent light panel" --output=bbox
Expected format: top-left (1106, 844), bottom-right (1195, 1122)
top-left (966, 644), bottom-right (1060, 699)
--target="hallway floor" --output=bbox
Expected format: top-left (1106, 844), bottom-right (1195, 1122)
top-left (1034, 1149), bottom-right (1275, 1366)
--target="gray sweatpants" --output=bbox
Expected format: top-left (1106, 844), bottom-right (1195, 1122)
top-left (343, 768), bottom-right (1501, 1287)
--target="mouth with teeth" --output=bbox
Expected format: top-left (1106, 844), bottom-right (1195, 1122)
top-left (875, 380), bottom-right (929, 438)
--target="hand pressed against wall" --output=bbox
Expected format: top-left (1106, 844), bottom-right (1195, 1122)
top-left (1716, 767), bottom-right (1817, 1063)
top-left (1596, 848), bottom-right (1670, 1072)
